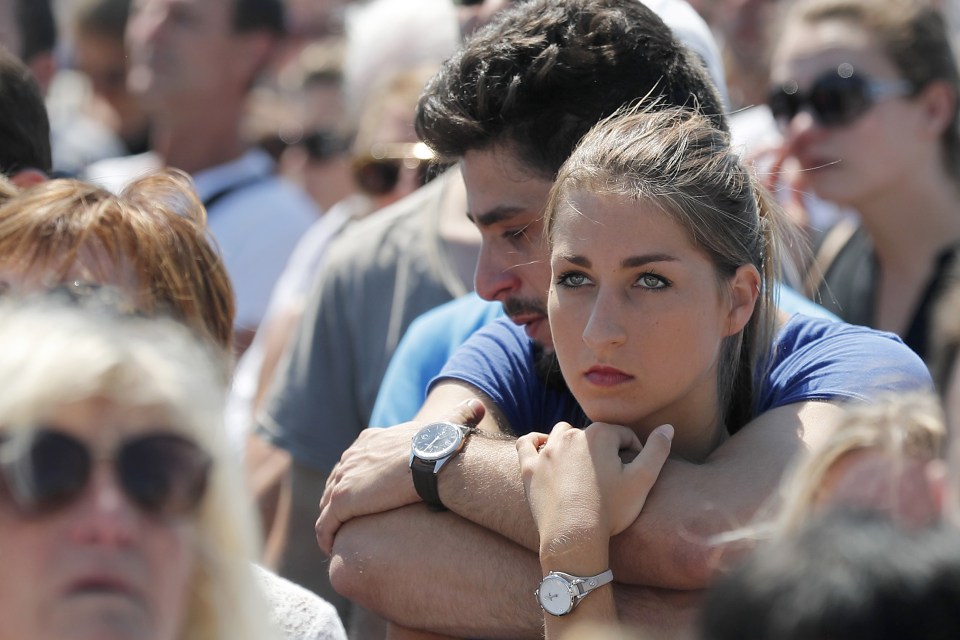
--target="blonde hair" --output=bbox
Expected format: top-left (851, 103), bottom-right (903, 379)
top-left (772, 393), bottom-right (945, 535)
top-left (0, 300), bottom-right (275, 640)
top-left (0, 170), bottom-right (235, 350)
top-left (544, 104), bottom-right (792, 433)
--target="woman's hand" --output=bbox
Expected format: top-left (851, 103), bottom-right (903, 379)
top-left (516, 421), bottom-right (673, 552)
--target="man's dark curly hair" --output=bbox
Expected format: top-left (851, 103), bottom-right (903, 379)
top-left (416, 0), bottom-right (726, 177)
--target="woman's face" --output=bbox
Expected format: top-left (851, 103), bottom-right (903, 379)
top-left (770, 18), bottom-right (930, 207)
top-left (0, 241), bottom-right (141, 305)
top-left (548, 191), bottom-right (755, 460)
top-left (0, 397), bottom-right (198, 640)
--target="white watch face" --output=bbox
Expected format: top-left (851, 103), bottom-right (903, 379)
top-left (537, 575), bottom-right (574, 616)
top-left (411, 422), bottom-right (464, 461)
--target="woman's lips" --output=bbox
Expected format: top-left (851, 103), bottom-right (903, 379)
top-left (584, 365), bottom-right (634, 387)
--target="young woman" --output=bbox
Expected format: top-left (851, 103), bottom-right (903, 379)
top-left (769, 0), bottom-right (960, 362)
top-left (515, 104), bottom-right (792, 635)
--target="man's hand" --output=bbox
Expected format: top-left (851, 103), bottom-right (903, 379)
top-left (316, 399), bottom-right (486, 554)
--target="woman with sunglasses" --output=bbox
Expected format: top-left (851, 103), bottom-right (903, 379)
top-left (0, 300), bottom-right (276, 640)
top-left (768, 0), bottom-right (960, 363)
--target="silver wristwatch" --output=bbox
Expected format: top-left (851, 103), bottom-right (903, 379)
top-left (535, 569), bottom-right (614, 616)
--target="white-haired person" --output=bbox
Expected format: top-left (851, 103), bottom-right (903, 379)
top-left (0, 297), bottom-right (345, 640)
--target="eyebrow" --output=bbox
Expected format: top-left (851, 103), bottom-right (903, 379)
top-left (466, 205), bottom-right (531, 228)
top-left (554, 253), bottom-right (679, 269)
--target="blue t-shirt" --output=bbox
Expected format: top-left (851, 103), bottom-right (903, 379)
top-left (432, 314), bottom-right (932, 436)
top-left (371, 285), bottom-right (838, 427)
top-left (370, 293), bottom-right (503, 426)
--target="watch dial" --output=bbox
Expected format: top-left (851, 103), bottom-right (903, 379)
top-left (537, 575), bottom-right (573, 616)
top-left (411, 422), bottom-right (463, 460)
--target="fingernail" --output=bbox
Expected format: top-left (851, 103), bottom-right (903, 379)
top-left (656, 424), bottom-right (674, 442)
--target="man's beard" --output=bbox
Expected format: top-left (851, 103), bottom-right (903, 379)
top-left (502, 296), bottom-right (548, 322)
top-left (532, 341), bottom-right (567, 391)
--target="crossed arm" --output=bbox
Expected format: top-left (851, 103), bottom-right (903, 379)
top-left (320, 380), bottom-right (843, 635)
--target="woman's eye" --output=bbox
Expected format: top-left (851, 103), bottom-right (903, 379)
top-left (637, 273), bottom-right (668, 289)
top-left (557, 272), bottom-right (590, 288)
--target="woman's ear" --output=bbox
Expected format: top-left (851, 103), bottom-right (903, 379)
top-left (725, 264), bottom-right (761, 337)
top-left (915, 80), bottom-right (956, 139)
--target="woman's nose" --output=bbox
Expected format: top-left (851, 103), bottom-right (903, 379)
top-left (67, 465), bottom-right (139, 547)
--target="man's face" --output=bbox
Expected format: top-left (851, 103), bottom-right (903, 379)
top-left (461, 146), bottom-right (555, 348)
top-left (127, 0), bottom-right (242, 107)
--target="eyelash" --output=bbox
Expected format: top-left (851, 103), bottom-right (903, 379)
top-left (554, 271), bottom-right (671, 290)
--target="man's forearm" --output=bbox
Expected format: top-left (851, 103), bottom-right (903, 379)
top-left (440, 433), bottom-right (540, 549)
top-left (439, 401), bottom-right (842, 591)
top-left (330, 504), bottom-right (544, 639)
top-left (608, 401), bottom-right (844, 589)
top-left (330, 504), bottom-right (706, 639)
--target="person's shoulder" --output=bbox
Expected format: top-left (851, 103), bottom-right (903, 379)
top-left (777, 313), bottom-right (901, 346)
top-left (407, 293), bottom-right (503, 335)
top-left (254, 566), bottom-right (347, 640)
top-left (774, 314), bottom-right (932, 390)
top-left (321, 172), bottom-right (454, 269)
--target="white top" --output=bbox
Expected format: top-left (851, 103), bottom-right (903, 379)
top-left (644, 0), bottom-right (730, 112)
top-left (85, 149), bottom-right (320, 330)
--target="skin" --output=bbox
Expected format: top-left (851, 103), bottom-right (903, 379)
top-left (548, 192), bottom-right (758, 461)
top-left (0, 397), bottom-right (197, 640)
top-left (517, 421), bottom-right (674, 638)
top-left (771, 16), bottom-right (960, 340)
top-left (462, 146), bottom-right (554, 348)
top-left (770, 19), bottom-right (935, 208)
top-left (319, 146), bottom-right (846, 637)
top-left (815, 448), bottom-right (941, 528)
top-left (73, 31), bottom-right (149, 148)
top-left (126, 0), bottom-right (273, 174)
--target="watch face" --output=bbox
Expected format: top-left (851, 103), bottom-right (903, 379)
top-left (537, 575), bottom-right (574, 616)
top-left (411, 422), bottom-right (464, 461)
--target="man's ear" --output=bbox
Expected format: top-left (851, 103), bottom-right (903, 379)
top-left (10, 168), bottom-right (48, 188)
top-left (725, 264), bottom-right (761, 337)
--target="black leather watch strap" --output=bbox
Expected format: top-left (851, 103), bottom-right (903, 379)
top-left (410, 457), bottom-right (447, 511)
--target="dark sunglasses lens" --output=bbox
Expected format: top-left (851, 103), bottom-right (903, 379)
top-left (355, 160), bottom-right (401, 196)
top-left (118, 434), bottom-right (211, 516)
top-left (768, 87), bottom-right (799, 124)
top-left (810, 75), bottom-right (870, 126)
top-left (302, 131), bottom-right (350, 161)
top-left (3, 431), bottom-right (90, 513)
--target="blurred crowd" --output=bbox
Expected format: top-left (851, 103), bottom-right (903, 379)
top-left (1, 0), bottom-right (960, 639)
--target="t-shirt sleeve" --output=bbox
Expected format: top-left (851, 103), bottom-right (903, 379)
top-left (255, 247), bottom-right (365, 472)
top-left (758, 315), bottom-right (933, 412)
top-left (429, 318), bottom-right (545, 435)
top-left (369, 314), bottom-right (449, 428)
top-left (370, 295), bottom-right (504, 427)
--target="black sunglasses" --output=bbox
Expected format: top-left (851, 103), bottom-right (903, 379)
top-left (352, 142), bottom-right (435, 196)
top-left (0, 429), bottom-right (212, 518)
top-left (768, 64), bottom-right (914, 128)
top-left (301, 130), bottom-right (352, 162)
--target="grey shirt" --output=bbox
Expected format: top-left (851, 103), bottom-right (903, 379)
top-left (257, 171), bottom-right (471, 471)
